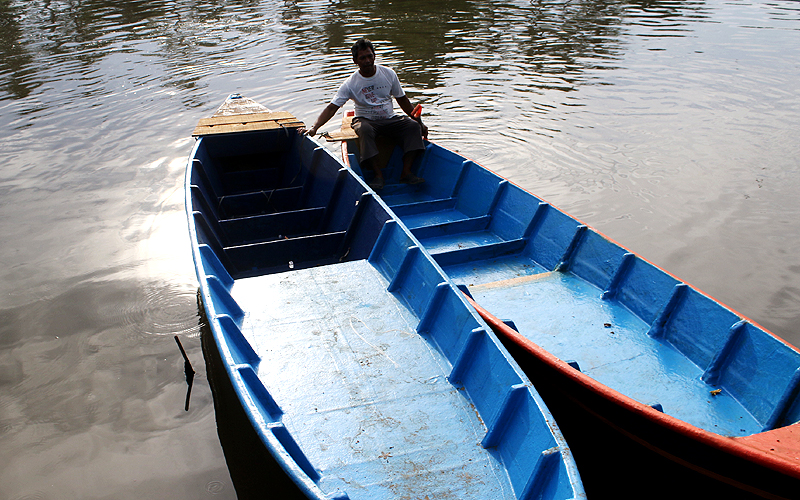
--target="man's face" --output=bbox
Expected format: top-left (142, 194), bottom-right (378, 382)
top-left (354, 48), bottom-right (375, 75)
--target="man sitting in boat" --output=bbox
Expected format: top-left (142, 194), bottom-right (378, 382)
top-left (299, 38), bottom-right (428, 190)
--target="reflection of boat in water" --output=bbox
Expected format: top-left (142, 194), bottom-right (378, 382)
top-left (186, 95), bottom-right (585, 500)
top-left (199, 303), bottom-right (305, 498)
top-left (335, 115), bottom-right (800, 499)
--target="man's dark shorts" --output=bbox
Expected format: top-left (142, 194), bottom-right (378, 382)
top-left (351, 115), bottom-right (424, 163)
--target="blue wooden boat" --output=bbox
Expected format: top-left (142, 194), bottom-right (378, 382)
top-left (336, 118), bottom-right (800, 498)
top-left (185, 95), bottom-right (585, 500)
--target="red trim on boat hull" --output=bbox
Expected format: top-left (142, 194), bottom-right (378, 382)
top-left (466, 294), bottom-right (800, 498)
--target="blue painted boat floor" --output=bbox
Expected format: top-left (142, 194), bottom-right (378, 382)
top-left (454, 267), bottom-right (762, 437)
top-left (231, 259), bottom-right (518, 499)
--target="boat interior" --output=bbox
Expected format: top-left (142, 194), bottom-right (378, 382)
top-left (189, 129), bottom-right (384, 278)
top-left (188, 129), bottom-right (582, 499)
top-left (346, 141), bottom-right (800, 438)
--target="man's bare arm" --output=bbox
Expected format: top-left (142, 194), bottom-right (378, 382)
top-left (396, 95), bottom-right (428, 139)
top-left (396, 95), bottom-right (415, 117)
top-left (299, 103), bottom-right (340, 136)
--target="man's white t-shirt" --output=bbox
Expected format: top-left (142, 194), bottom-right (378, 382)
top-left (331, 65), bottom-right (404, 121)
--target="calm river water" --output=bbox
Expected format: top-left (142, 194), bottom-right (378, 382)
top-left (1, 0), bottom-right (799, 498)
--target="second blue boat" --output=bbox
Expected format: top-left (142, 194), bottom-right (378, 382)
top-left (336, 114), bottom-right (800, 499)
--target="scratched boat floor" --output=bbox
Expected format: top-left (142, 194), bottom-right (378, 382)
top-left (231, 259), bottom-right (516, 499)
top-left (445, 257), bottom-right (762, 438)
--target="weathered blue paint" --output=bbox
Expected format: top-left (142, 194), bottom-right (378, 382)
top-left (185, 96), bottom-right (585, 500)
top-left (350, 140), bottom-right (800, 437)
top-left (346, 138), bottom-right (800, 496)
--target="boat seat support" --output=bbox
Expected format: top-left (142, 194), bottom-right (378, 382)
top-left (602, 252), bottom-right (635, 300)
top-left (702, 320), bottom-right (747, 385)
top-left (555, 225), bottom-right (587, 272)
top-left (763, 367), bottom-right (800, 431)
top-left (388, 245), bottom-right (421, 292)
top-left (416, 282), bottom-right (450, 334)
top-left (482, 383), bottom-right (528, 448)
top-left (520, 447), bottom-right (564, 500)
top-left (647, 283), bottom-right (689, 339)
top-left (449, 327), bottom-right (486, 385)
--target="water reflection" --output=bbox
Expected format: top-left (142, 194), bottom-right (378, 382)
top-left (1, 0), bottom-right (718, 111)
top-left (175, 335), bottom-right (196, 411)
top-left (0, 0), bottom-right (278, 110)
top-left (0, 1), bottom-right (35, 99)
top-left (0, 277), bottom-right (232, 498)
top-left (276, 0), bottom-right (719, 96)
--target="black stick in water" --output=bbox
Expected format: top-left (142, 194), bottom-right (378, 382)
top-left (175, 335), bottom-right (196, 411)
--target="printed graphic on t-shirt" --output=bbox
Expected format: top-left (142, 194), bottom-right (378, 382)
top-left (359, 84), bottom-right (391, 115)
top-left (361, 85), bottom-right (376, 103)
top-left (331, 65), bottom-right (404, 120)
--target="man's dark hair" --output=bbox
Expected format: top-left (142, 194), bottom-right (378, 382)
top-left (351, 38), bottom-right (375, 60)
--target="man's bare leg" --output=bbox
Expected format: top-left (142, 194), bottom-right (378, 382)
top-left (362, 158), bottom-right (384, 190)
top-left (400, 150), bottom-right (424, 184)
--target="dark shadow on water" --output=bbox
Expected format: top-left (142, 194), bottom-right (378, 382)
top-left (197, 292), bottom-right (308, 500)
top-left (175, 335), bottom-right (196, 411)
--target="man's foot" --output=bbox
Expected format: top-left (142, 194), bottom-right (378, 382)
top-left (400, 174), bottom-right (425, 185)
top-left (368, 177), bottom-right (385, 190)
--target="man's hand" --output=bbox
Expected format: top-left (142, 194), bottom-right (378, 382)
top-left (298, 125), bottom-right (317, 136)
top-left (299, 103), bottom-right (340, 137)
